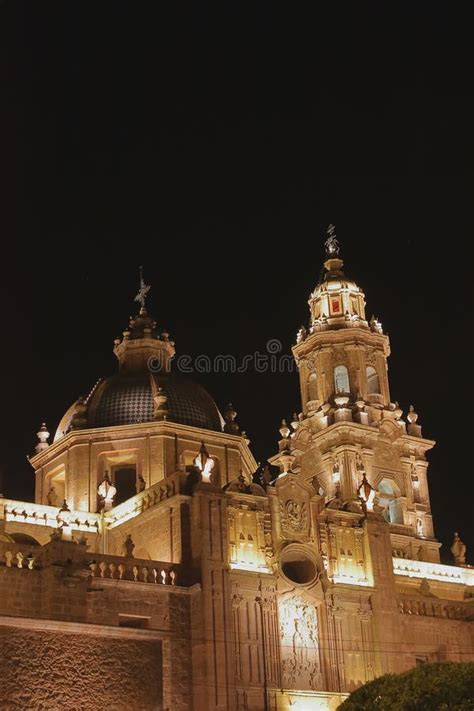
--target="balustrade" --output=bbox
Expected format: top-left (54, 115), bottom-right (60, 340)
top-left (88, 553), bottom-right (178, 586)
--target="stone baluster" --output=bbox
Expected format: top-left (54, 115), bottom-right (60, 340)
top-left (109, 562), bottom-right (116, 579)
top-left (133, 565), bottom-right (139, 581)
top-left (118, 563), bottom-right (126, 580)
top-left (170, 570), bottom-right (177, 585)
top-left (142, 567), bottom-right (149, 582)
top-left (16, 552), bottom-right (24, 569)
top-left (89, 562), bottom-right (97, 577)
top-left (153, 568), bottom-right (158, 584)
top-left (160, 569), bottom-right (166, 584)
top-left (5, 551), bottom-right (13, 567)
top-left (99, 561), bottom-right (107, 578)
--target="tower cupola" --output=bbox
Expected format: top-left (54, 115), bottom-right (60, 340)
top-left (307, 225), bottom-right (368, 333)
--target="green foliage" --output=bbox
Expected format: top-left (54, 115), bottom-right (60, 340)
top-left (339, 662), bottom-right (474, 711)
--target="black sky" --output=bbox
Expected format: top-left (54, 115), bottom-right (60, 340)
top-left (1, 2), bottom-right (472, 561)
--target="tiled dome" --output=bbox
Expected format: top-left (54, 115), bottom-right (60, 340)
top-left (88, 373), bottom-right (222, 431)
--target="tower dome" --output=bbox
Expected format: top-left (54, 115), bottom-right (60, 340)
top-left (54, 272), bottom-right (223, 441)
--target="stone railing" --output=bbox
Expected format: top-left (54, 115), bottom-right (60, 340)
top-left (398, 597), bottom-right (472, 620)
top-left (87, 553), bottom-right (180, 586)
top-left (104, 472), bottom-right (183, 530)
top-left (1, 498), bottom-right (100, 534)
top-left (0, 541), bottom-right (41, 569)
top-left (393, 557), bottom-right (474, 585)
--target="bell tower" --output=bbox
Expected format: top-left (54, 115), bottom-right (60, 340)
top-left (294, 224), bottom-right (391, 420)
top-left (283, 225), bottom-right (439, 564)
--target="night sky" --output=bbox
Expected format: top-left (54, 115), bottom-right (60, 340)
top-left (1, 3), bottom-right (471, 561)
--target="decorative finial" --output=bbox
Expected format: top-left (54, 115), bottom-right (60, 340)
top-left (279, 419), bottom-right (291, 439)
top-left (153, 385), bottom-right (168, 421)
top-left (325, 224), bottom-right (340, 256)
top-left (451, 532), bottom-right (467, 566)
top-left (35, 423), bottom-right (50, 454)
top-left (134, 266), bottom-right (151, 311)
top-left (59, 499), bottom-right (70, 514)
top-left (223, 403), bottom-right (240, 435)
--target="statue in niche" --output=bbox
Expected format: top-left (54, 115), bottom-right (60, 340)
top-left (293, 619), bottom-right (305, 668)
top-left (123, 534), bottom-right (135, 558)
top-left (451, 532), bottom-right (466, 565)
top-left (47, 486), bottom-right (58, 506)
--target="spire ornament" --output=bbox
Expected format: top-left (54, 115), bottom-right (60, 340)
top-left (134, 266), bottom-right (151, 311)
top-left (325, 224), bottom-right (340, 257)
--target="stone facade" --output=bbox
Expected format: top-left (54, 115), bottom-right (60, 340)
top-left (0, 235), bottom-right (473, 710)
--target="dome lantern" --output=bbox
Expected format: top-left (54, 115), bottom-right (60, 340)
top-left (308, 225), bottom-right (368, 332)
top-left (113, 268), bottom-right (175, 374)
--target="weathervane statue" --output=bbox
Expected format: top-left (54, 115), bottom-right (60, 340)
top-left (325, 224), bottom-right (340, 256)
top-left (135, 266), bottom-right (151, 310)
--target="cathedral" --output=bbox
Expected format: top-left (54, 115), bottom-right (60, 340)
top-left (0, 228), bottom-right (472, 710)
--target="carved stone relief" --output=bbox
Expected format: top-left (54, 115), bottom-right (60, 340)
top-left (278, 593), bottom-right (322, 690)
top-left (366, 349), bottom-right (377, 366)
top-left (276, 475), bottom-right (312, 541)
top-left (281, 499), bottom-right (308, 534)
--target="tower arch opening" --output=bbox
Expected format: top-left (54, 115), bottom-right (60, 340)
top-left (334, 365), bottom-right (350, 395)
top-left (308, 372), bottom-right (318, 401)
top-left (366, 366), bottom-right (380, 395)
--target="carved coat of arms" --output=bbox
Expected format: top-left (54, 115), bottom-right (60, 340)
top-left (281, 498), bottom-right (308, 535)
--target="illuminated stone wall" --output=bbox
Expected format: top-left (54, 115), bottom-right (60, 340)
top-left (0, 628), bottom-right (163, 710)
top-left (107, 499), bottom-right (189, 562)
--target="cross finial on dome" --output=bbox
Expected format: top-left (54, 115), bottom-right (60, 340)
top-left (134, 266), bottom-right (151, 311)
top-left (325, 224), bottom-right (340, 256)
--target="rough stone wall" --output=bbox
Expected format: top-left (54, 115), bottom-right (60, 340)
top-left (0, 628), bottom-right (163, 710)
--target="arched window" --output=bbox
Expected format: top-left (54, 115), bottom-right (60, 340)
top-left (378, 479), bottom-right (403, 524)
top-left (366, 366), bottom-right (380, 394)
top-left (308, 372), bottom-right (318, 401)
top-left (334, 365), bottom-right (350, 395)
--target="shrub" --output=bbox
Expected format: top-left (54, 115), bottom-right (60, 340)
top-left (339, 662), bottom-right (474, 711)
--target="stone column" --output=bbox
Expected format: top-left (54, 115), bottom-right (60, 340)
top-left (363, 513), bottom-right (401, 676)
top-left (191, 483), bottom-right (236, 711)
